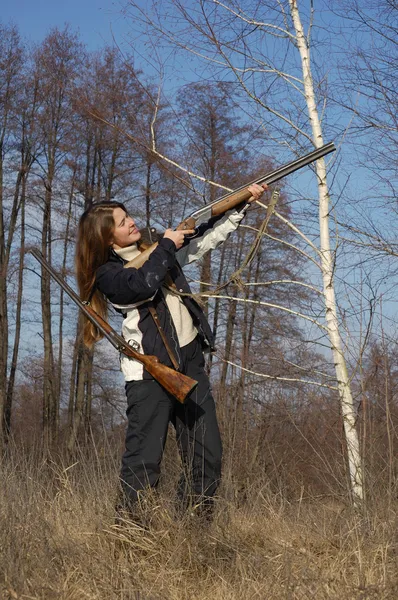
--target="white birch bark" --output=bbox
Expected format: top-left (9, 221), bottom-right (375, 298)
top-left (288, 0), bottom-right (363, 503)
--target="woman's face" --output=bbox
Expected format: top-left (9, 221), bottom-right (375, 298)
top-left (111, 207), bottom-right (141, 249)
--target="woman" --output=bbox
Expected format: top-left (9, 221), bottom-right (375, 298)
top-left (75, 183), bottom-right (266, 518)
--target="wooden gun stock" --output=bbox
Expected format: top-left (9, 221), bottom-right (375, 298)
top-left (30, 249), bottom-right (197, 403)
top-left (83, 304), bottom-right (197, 403)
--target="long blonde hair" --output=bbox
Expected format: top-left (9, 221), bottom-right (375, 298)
top-left (75, 201), bottom-right (127, 347)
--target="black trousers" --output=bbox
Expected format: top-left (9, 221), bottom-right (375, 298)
top-left (121, 337), bottom-right (223, 509)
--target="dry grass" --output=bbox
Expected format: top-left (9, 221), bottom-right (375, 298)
top-left (0, 444), bottom-right (397, 600)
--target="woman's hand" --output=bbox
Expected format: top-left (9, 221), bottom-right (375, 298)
top-left (247, 183), bottom-right (268, 203)
top-left (164, 228), bottom-right (196, 250)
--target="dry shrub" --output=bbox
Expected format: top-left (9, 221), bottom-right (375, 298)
top-left (0, 435), bottom-right (397, 600)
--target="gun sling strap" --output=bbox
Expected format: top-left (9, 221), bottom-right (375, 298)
top-left (148, 304), bottom-right (180, 371)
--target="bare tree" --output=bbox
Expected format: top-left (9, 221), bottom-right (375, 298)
top-left (4, 86), bottom-right (39, 436)
top-left (66, 46), bottom-right (156, 451)
top-left (0, 25), bottom-right (29, 446)
top-left (32, 27), bottom-right (85, 446)
top-left (177, 82), bottom-right (256, 316)
top-left (331, 0), bottom-right (398, 275)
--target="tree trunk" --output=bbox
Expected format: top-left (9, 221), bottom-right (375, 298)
top-left (67, 320), bottom-right (81, 429)
top-left (145, 158), bottom-right (152, 227)
top-left (106, 133), bottom-right (119, 201)
top-left (218, 289), bottom-right (237, 402)
top-left (57, 170), bottom-right (76, 401)
top-left (235, 252), bottom-right (261, 413)
top-left (208, 243), bottom-right (228, 373)
top-left (84, 347), bottom-right (94, 437)
top-left (0, 161), bottom-right (24, 443)
top-left (4, 172), bottom-right (27, 438)
top-left (0, 153), bottom-right (7, 449)
top-left (200, 251), bottom-right (212, 319)
top-left (67, 342), bottom-right (88, 453)
top-left (41, 169), bottom-right (58, 446)
top-left (289, 0), bottom-right (363, 503)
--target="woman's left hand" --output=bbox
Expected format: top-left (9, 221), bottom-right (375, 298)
top-left (247, 183), bottom-right (268, 203)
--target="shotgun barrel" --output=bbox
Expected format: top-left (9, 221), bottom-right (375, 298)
top-left (178, 141), bottom-right (336, 228)
top-left (126, 142), bottom-right (336, 269)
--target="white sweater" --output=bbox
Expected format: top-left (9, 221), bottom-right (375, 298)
top-left (114, 244), bottom-right (198, 348)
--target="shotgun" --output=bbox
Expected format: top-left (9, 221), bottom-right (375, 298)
top-left (127, 142), bottom-right (336, 268)
top-left (30, 249), bottom-right (198, 403)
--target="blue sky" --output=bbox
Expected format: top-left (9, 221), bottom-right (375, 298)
top-left (1, 0), bottom-right (129, 50)
top-left (3, 0), bottom-right (396, 364)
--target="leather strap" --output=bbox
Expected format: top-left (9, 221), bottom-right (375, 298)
top-left (148, 305), bottom-right (180, 371)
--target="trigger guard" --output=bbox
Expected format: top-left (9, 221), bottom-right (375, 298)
top-left (184, 228), bottom-right (200, 240)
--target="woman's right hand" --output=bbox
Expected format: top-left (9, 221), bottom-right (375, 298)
top-left (164, 228), bottom-right (196, 250)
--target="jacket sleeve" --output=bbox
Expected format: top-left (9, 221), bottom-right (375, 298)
top-left (176, 210), bottom-right (245, 267)
top-left (95, 237), bottom-right (177, 306)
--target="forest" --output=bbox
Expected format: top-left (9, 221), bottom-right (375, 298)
top-left (1, 0), bottom-right (397, 598)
